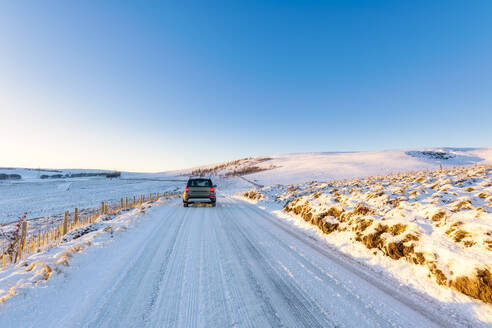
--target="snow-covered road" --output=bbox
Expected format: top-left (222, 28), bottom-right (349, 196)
top-left (1, 197), bottom-right (466, 327)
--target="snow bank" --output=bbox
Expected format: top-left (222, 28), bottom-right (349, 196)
top-left (0, 196), bottom-right (179, 305)
top-left (237, 164), bottom-right (492, 317)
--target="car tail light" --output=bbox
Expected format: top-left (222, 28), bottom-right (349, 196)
top-left (185, 187), bottom-right (189, 193)
top-left (210, 187), bottom-right (215, 193)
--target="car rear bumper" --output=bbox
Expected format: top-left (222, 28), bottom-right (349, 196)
top-left (185, 197), bottom-right (215, 203)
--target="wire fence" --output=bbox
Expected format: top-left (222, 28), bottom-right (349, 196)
top-left (1, 191), bottom-right (180, 270)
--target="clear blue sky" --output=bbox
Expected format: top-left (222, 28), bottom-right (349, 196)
top-left (1, 1), bottom-right (491, 171)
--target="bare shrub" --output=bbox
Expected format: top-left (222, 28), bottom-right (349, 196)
top-left (1, 213), bottom-right (27, 259)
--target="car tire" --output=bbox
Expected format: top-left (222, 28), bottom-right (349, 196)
top-left (183, 202), bottom-right (188, 207)
top-left (211, 202), bottom-right (216, 207)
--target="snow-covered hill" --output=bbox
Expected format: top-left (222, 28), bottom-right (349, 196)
top-left (186, 147), bottom-right (492, 186)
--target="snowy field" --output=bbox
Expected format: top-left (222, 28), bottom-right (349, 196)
top-left (188, 147), bottom-right (492, 185)
top-left (0, 169), bottom-right (185, 224)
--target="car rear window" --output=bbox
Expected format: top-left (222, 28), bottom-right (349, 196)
top-left (187, 179), bottom-right (212, 187)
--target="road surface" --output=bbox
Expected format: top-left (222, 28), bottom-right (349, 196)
top-left (1, 197), bottom-right (462, 327)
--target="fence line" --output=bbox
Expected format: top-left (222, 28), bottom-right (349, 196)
top-left (1, 191), bottom-right (180, 270)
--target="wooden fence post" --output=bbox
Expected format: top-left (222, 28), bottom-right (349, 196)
top-left (74, 208), bottom-right (79, 227)
top-left (120, 198), bottom-right (124, 209)
top-left (14, 221), bottom-right (28, 263)
top-left (63, 212), bottom-right (68, 235)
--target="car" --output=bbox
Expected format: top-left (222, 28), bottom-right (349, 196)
top-left (183, 178), bottom-right (216, 207)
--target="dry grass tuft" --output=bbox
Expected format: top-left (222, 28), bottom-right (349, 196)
top-left (431, 210), bottom-right (446, 222)
top-left (477, 192), bottom-right (488, 199)
top-left (402, 233), bottom-right (420, 242)
top-left (243, 189), bottom-right (263, 201)
top-left (453, 230), bottom-right (470, 243)
top-left (388, 198), bottom-right (400, 208)
top-left (324, 206), bottom-right (344, 220)
top-left (451, 269), bottom-right (492, 304)
top-left (385, 241), bottom-right (416, 261)
top-left (40, 265), bottom-right (53, 281)
top-left (359, 224), bottom-right (387, 250)
top-left (452, 200), bottom-right (474, 212)
top-left (0, 287), bottom-right (17, 303)
top-left (56, 252), bottom-right (72, 266)
top-left (428, 263), bottom-right (448, 286)
top-left (354, 218), bottom-right (373, 232)
top-left (351, 203), bottom-right (374, 217)
top-left (286, 185), bottom-right (297, 193)
top-left (70, 246), bottom-right (82, 253)
top-left (25, 262), bottom-right (38, 272)
top-left (389, 224), bottom-right (407, 236)
top-left (321, 221), bottom-right (339, 234)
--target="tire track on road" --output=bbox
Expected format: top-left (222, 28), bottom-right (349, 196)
top-left (221, 200), bottom-right (333, 328)
top-left (241, 199), bottom-right (468, 328)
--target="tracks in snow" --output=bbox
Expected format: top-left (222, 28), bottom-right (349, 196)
top-left (1, 197), bottom-right (474, 327)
